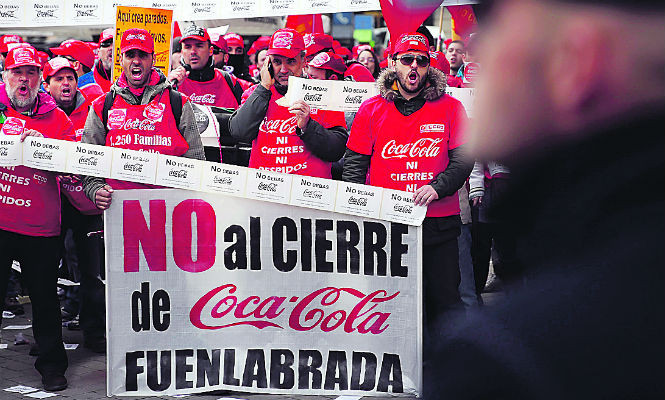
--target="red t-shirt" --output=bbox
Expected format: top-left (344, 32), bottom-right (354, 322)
top-left (0, 108), bottom-right (74, 236)
top-left (248, 86), bottom-right (346, 178)
top-left (92, 89), bottom-right (188, 190)
top-left (177, 69), bottom-right (239, 109)
top-left (347, 94), bottom-right (468, 217)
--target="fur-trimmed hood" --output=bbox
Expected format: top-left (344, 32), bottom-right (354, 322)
top-left (377, 67), bottom-right (447, 102)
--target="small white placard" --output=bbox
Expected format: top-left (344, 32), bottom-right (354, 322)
top-left (279, 77), bottom-right (378, 113)
top-left (155, 155), bottom-right (203, 190)
top-left (220, 0), bottom-right (259, 18)
top-left (245, 169), bottom-right (292, 204)
top-left (180, 0), bottom-right (218, 19)
top-left (65, 0), bottom-right (103, 24)
top-left (22, 137), bottom-right (68, 172)
top-left (289, 175), bottom-right (337, 211)
top-left (0, 135), bottom-right (21, 166)
top-left (4, 385), bottom-right (38, 394)
top-left (26, 391), bottom-right (58, 398)
top-left (65, 143), bottom-right (113, 177)
top-left (379, 189), bottom-right (427, 226)
top-left (200, 163), bottom-right (247, 196)
top-left (26, 0), bottom-right (64, 25)
top-left (110, 148), bottom-right (158, 184)
top-left (334, 182), bottom-right (382, 219)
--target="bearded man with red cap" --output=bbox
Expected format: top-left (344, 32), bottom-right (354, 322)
top-left (229, 28), bottom-right (347, 178)
top-left (81, 28), bottom-right (204, 210)
top-left (93, 28), bottom-right (114, 92)
top-left (0, 46), bottom-right (75, 392)
top-left (343, 32), bottom-right (473, 333)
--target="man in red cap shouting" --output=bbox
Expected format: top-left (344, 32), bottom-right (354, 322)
top-left (343, 32), bottom-right (473, 334)
top-left (50, 40), bottom-right (104, 101)
top-left (229, 28), bottom-right (348, 178)
top-left (81, 28), bottom-right (204, 209)
top-left (93, 28), bottom-right (114, 92)
top-left (0, 46), bottom-right (75, 392)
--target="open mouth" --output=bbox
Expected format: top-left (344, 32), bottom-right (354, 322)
top-left (17, 84), bottom-right (29, 96)
top-left (61, 87), bottom-right (72, 98)
top-left (408, 71), bottom-right (418, 85)
top-left (131, 67), bottom-right (143, 81)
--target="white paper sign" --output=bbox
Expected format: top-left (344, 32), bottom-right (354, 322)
top-left (445, 87), bottom-right (475, 118)
top-left (155, 155), bottom-right (203, 190)
top-left (180, 0), bottom-right (218, 20)
top-left (200, 163), bottom-right (247, 196)
top-left (281, 77), bottom-right (378, 113)
top-left (191, 104), bottom-right (220, 148)
top-left (334, 182), bottom-right (382, 219)
top-left (65, 0), bottom-right (103, 23)
top-left (0, 0), bottom-right (25, 25)
top-left (245, 169), bottom-right (292, 203)
top-left (0, 135), bottom-right (22, 166)
top-left (110, 148), bottom-right (158, 184)
top-left (65, 142), bottom-right (113, 177)
top-left (221, 0), bottom-right (260, 18)
top-left (379, 189), bottom-right (427, 226)
top-left (26, 0), bottom-right (64, 25)
top-left (261, 0), bottom-right (301, 15)
top-left (289, 175), bottom-right (337, 211)
top-left (22, 137), bottom-right (68, 172)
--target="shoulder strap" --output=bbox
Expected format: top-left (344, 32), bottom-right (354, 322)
top-left (168, 87), bottom-right (183, 127)
top-left (222, 71), bottom-right (243, 105)
top-left (101, 91), bottom-right (115, 131)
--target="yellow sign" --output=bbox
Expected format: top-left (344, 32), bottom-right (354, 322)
top-left (113, 6), bottom-right (173, 83)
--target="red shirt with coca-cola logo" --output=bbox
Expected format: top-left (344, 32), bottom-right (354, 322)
top-left (91, 89), bottom-right (188, 190)
top-left (177, 69), bottom-right (239, 109)
top-left (0, 92), bottom-right (75, 236)
top-left (248, 86), bottom-right (346, 178)
top-left (347, 94), bottom-right (468, 217)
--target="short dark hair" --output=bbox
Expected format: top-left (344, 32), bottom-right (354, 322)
top-left (324, 69), bottom-right (344, 81)
top-left (416, 25), bottom-right (434, 49)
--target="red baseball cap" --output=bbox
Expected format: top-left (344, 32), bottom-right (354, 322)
top-left (210, 34), bottom-right (228, 52)
top-left (308, 51), bottom-right (347, 75)
top-left (0, 35), bottom-right (23, 53)
top-left (224, 33), bottom-right (244, 49)
top-left (429, 51), bottom-right (450, 74)
top-left (120, 28), bottom-right (154, 54)
top-left (344, 62), bottom-right (375, 82)
top-left (247, 36), bottom-right (270, 55)
top-left (36, 51), bottom-right (50, 67)
top-left (50, 40), bottom-right (95, 69)
top-left (353, 44), bottom-right (373, 59)
top-left (304, 33), bottom-right (333, 57)
top-left (4, 46), bottom-right (42, 70)
top-left (42, 57), bottom-right (77, 82)
top-left (181, 24), bottom-right (210, 42)
top-left (99, 28), bottom-right (114, 45)
top-left (267, 28), bottom-right (305, 59)
top-left (334, 46), bottom-right (351, 58)
top-left (392, 32), bottom-right (429, 56)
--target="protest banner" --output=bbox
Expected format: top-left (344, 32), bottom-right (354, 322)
top-left (277, 77), bottom-right (379, 113)
top-left (105, 188), bottom-right (423, 396)
top-left (113, 6), bottom-right (173, 82)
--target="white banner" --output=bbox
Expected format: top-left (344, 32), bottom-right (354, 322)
top-left (105, 189), bottom-right (423, 396)
top-left (445, 87), bottom-right (475, 118)
top-left (277, 77), bottom-right (379, 113)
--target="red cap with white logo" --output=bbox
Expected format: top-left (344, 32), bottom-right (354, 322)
top-left (50, 40), bottom-right (95, 69)
top-left (42, 57), bottom-right (77, 82)
top-left (304, 33), bottom-right (333, 57)
top-left (308, 51), bottom-right (347, 75)
top-left (392, 32), bottom-right (429, 56)
top-left (267, 28), bottom-right (305, 59)
top-left (120, 28), bottom-right (154, 54)
top-left (224, 33), bottom-right (244, 49)
top-left (4, 46), bottom-right (42, 70)
top-left (0, 35), bottom-right (23, 53)
top-left (99, 28), bottom-right (114, 45)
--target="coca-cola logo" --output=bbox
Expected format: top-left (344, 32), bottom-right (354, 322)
top-left (303, 34), bottom-right (314, 47)
top-left (348, 196), bottom-right (368, 206)
top-left (121, 118), bottom-right (157, 131)
top-left (0, 147), bottom-right (8, 156)
top-left (310, 52), bottom-right (330, 68)
top-left (272, 31), bottom-right (294, 49)
top-left (143, 102), bottom-right (165, 121)
top-left (126, 33), bottom-right (146, 41)
top-left (1, 117), bottom-right (26, 136)
top-left (394, 204), bottom-right (413, 214)
top-left (78, 156), bottom-right (98, 166)
top-left (189, 93), bottom-right (216, 105)
top-left (464, 62), bottom-right (479, 82)
top-left (190, 284), bottom-right (398, 334)
top-left (381, 138), bottom-right (443, 160)
top-left (13, 48), bottom-right (36, 64)
top-left (258, 182), bottom-right (278, 192)
top-left (33, 150), bottom-right (53, 160)
top-left (168, 169), bottom-right (188, 179)
top-left (107, 109), bottom-right (127, 130)
top-left (213, 176), bottom-right (232, 185)
top-left (123, 163), bottom-right (143, 172)
top-left (259, 116), bottom-right (297, 136)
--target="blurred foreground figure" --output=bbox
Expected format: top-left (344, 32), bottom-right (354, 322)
top-left (427, 0), bottom-right (664, 398)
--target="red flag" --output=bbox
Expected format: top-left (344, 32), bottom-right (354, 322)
top-left (380, 0), bottom-right (442, 45)
top-left (447, 5), bottom-right (478, 39)
top-left (285, 14), bottom-right (324, 35)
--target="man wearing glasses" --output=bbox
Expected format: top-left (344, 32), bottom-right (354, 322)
top-left (50, 39), bottom-right (104, 101)
top-left (343, 32), bottom-right (473, 333)
top-left (93, 28), bottom-right (114, 92)
top-left (168, 24), bottom-right (249, 109)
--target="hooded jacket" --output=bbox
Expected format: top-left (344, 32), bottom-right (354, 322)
top-left (81, 68), bottom-right (205, 202)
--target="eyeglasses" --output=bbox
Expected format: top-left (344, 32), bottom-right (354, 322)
top-left (212, 48), bottom-right (225, 55)
top-left (396, 54), bottom-right (430, 67)
top-left (99, 41), bottom-right (112, 48)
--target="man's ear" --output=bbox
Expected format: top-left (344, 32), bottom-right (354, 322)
top-left (329, 74), bottom-right (338, 80)
top-left (224, 53), bottom-right (229, 63)
top-left (42, 80), bottom-right (50, 93)
top-left (152, 53), bottom-right (157, 66)
top-left (547, 18), bottom-right (606, 116)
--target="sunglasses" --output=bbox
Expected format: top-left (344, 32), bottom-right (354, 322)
top-left (396, 54), bottom-right (430, 67)
top-left (212, 48), bottom-right (225, 55)
top-left (99, 40), bottom-right (112, 48)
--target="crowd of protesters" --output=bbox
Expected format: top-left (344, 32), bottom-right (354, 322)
top-left (1, 0), bottom-right (661, 395)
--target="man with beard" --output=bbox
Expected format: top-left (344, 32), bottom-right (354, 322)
top-left (0, 46), bottom-right (75, 392)
top-left (343, 32), bottom-right (473, 334)
top-left (42, 57), bottom-right (106, 353)
top-left (50, 39), bottom-right (104, 101)
top-left (445, 40), bottom-right (465, 76)
top-left (229, 28), bottom-right (348, 178)
top-left (81, 28), bottom-right (204, 209)
top-left (168, 24), bottom-right (250, 109)
top-left (93, 28), bottom-right (114, 92)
